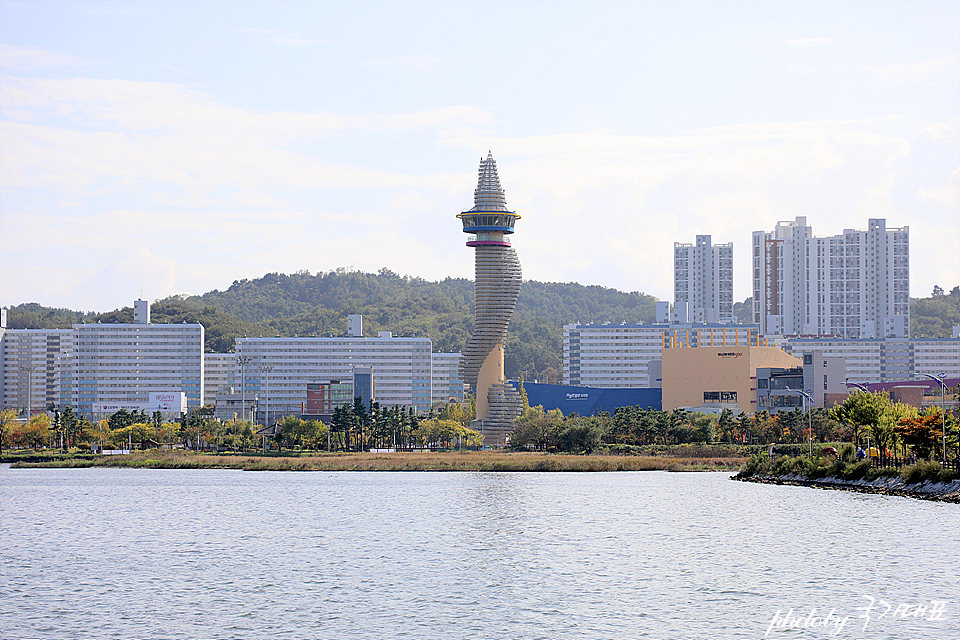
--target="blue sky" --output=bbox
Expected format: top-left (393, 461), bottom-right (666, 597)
top-left (1, 0), bottom-right (958, 312)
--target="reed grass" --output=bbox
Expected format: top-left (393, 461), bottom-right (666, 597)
top-left (10, 449), bottom-right (746, 472)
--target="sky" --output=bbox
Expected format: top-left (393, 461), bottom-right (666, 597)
top-left (1, 0), bottom-right (958, 313)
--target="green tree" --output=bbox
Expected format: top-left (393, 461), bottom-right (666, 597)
top-left (0, 408), bottom-right (19, 452)
top-left (875, 402), bottom-right (917, 457)
top-left (437, 400), bottom-right (474, 428)
top-left (24, 414), bottom-right (52, 449)
top-left (691, 413), bottom-right (717, 444)
top-left (555, 417), bottom-right (604, 453)
top-left (829, 391), bottom-right (891, 447)
top-left (718, 408), bottom-right (736, 444)
top-left (414, 418), bottom-right (482, 449)
top-left (510, 405), bottom-right (563, 450)
top-left (353, 397), bottom-right (370, 451)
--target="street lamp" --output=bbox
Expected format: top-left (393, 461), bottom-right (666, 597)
top-left (847, 381), bottom-right (871, 394)
top-left (786, 388), bottom-right (815, 458)
top-left (260, 364), bottom-right (274, 430)
top-left (915, 372), bottom-right (948, 465)
top-left (237, 356), bottom-right (253, 423)
top-left (22, 363), bottom-right (38, 421)
top-left (236, 355), bottom-right (255, 453)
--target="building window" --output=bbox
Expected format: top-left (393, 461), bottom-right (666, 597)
top-left (704, 391), bottom-right (738, 404)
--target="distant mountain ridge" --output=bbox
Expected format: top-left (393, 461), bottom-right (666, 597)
top-left (4, 268), bottom-right (658, 382)
top-left (5, 272), bottom-right (957, 382)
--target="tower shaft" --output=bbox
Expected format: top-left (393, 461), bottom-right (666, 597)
top-left (457, 153), bottom-right (523, 446)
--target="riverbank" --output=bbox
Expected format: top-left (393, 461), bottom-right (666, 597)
top-left (4, 449), bottom-right (746, 472)
top-left (733, 451), bottom-right (960, 503)
top-left (735, 473), bottom-right (960, 503)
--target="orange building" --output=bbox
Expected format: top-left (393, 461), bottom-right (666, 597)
top-left (662, 346), bottom-right (801, 414)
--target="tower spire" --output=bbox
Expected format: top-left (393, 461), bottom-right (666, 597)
top-left (468, 151), bottom-right (509, 212)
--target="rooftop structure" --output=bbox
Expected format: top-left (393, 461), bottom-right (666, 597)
top-left (564, 322), bottom-right (765, 389)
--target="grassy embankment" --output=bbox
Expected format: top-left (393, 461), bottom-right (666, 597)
top-left (3, 448), bottom-right (746, 472)
top-left (734, 444), bottom-right (958, 486)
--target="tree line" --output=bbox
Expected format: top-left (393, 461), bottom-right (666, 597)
top-left (0, 396), bottom-right (486, 454)
top-left (509, 388), bottom-right (958, 460)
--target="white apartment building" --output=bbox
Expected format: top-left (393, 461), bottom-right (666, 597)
top-left (2, 301), bottom-right (204, 418)
top-left (71, 316), bottom-right (204, 417)
top-left (234, 322), bottom-right (434, 418)
top-left (674, 235), bottom-right (734, 323)
top-left (1, 325), bottom-right (75, 415)
top-left (753, 217), bottom-right (909, 338)
top-left (785, 336), bottom-right (959, 385)
top-left (564, 322), bottom-right (763, 388)
top-left (431, 352), bottom-right (465, 407)
top-left (203, 352), bottom-right (235, 405)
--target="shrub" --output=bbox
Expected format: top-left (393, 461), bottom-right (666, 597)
top-left (901, 460), bottom-right (957, 485)
top-left (838, 443), bottom-right (857, 463)
top-left (841, 460), bottom-right (874, 481)
top-left (774, 455), bottom-right (815, 477)
top-left (602, 444), bottom-right (643, 456)
top-left (736, 453), bottom-right (774, 478)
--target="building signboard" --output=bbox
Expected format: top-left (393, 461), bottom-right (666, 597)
top-left (94, 392), bottom-right (186, 414)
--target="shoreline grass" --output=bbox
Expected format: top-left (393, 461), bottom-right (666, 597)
top-left (5, 449), bottom-right (747, 472)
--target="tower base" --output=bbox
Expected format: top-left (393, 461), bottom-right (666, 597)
top-left (472, 382), bottom-right (523, 448)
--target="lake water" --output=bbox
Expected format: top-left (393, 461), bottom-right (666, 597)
top-left (1, 466), bottom-right (956, 639)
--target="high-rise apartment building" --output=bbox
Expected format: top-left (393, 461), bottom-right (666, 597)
top-left (203, 352), bottom-right (235, 405)
top-left (456, 152), bottom-right (523, 446)
top-left (233, 328), bottom-right (434, 421)
top-left (71, 308), bottom-right (204, 416)
top-left (752, 217), bottom-right (908, 338)
top-left (432, 352), bottom-right (466, 406)
top-left (1, 326), bottom-right (74, 415)
top-left (673, 235), bottom-right (733, 323)
top-left (785, 336), bottom-right (960, 385)
top-left (2, 301), bottom-right (203, 417)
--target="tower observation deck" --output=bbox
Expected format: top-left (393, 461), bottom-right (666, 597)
top-left (458, 152), bottom-right (523, 447)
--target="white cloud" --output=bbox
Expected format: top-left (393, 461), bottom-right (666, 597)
top-left (787, 64), bottom-right (818, 76)
top-left (354, 55), bottom-right (447, 70)
top-left (0, 75), bottom-right (955, 310)
top-left (787, 37), bottom-right (832, 48)
top-left (227, 27), bottom-right (325, 47)
top-left (864, 55), bottom-right (960, 84)
top-left (0, 44), bottom-right (86, 69)
top-left (273, 33), bottom-right (326, 47)
top-left (156, 63), bottom-right (193, 75)
top-left (917, 166), bottom-right (960, 208)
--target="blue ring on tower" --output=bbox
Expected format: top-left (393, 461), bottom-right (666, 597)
top-left (457, 212), bottom-right (521, 246)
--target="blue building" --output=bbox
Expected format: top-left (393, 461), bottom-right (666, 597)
top-left (513, 382), bottom-right (662, 416)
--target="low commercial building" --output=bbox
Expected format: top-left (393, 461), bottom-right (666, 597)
top-left (661, 345), bottom-right (802, 414)
top-left (514, 382), bottom-right (661, 416)
top-left (756, 352), bottom-right (846, 414)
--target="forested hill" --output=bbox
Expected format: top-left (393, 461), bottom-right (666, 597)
top-left (6, 272), bottom-right (956, 382)
top-left (4, 268), bottom-right (659, 383)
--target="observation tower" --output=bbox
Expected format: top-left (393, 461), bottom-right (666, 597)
top-left (457, 152), bottom-right (523, 446)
